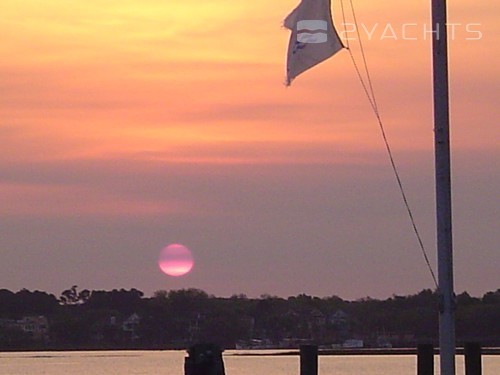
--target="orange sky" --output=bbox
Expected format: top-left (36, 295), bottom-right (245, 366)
top-left (2, 0), bottom-right (497, 160)
top-left (0, 0), bottom-right (498, 297)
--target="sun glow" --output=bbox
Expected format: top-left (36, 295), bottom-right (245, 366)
top-left (158, 244), bottom-right (194, 277)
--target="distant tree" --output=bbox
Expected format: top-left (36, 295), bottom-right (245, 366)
top-left (230, 294), bottom-right (248, 300)
top-left (153, 290), bottom-right (168, 300)
top-left (85, 288), bottom-right (144, 313)
top-left (322, 294), bottom-right (345, 310)
top-left (0, 325), bottom-right (32, 349)
top-left (0, 289), bottom-right (15, 318)
top-left (456, 291), bottom-right (480, 306)
top-left (78, 289), bottom-right (91, 304)
top-left (1, 286), bottom-right (498, 349)
top-left (8, 289), bottom-right (58, 317)
top-left (50, 312), bottom-right (92, 345)
top-left (167, 289), bottom-right (210, 317)
top-left (60, 285), bottom-right (80, 305)
top-left (482, 289), bottom-right (500, 304)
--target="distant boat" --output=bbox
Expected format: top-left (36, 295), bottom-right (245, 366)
top-left (235, 339), bottom-right (275, 350)
top-left (342, 339), bottom-right (364, 349)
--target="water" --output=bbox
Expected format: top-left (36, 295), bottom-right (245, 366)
top-left (0, 350), bottom-right (499, 375)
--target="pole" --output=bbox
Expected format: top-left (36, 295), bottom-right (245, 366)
top-left (300, 345), bottom-right (318, 375)
top-left (431, 1), bottom-right (456, 375)
top-left (464, 343), bottom-right (482, 375)
top-left (417, 344), bottom-right (434, 375)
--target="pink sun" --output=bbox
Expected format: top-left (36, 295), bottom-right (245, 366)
top-left (158, 244), bottom-right (194, 277)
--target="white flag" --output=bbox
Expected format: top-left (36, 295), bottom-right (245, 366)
top-left (285, 0), bottom-right (344, 85)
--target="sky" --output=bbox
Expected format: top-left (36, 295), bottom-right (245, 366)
top-left (0, 0), bottom-right (498, 300)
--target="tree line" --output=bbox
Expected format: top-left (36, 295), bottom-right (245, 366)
top-left (0, 287), bottom-right (498, 350)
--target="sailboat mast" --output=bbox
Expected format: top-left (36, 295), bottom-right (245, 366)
top-left (431, 1), bottom-right (456, 374)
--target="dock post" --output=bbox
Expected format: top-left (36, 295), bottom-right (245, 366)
top-left (417, 344), bottom-right (434, 375)
top-left (184, 343), bottom-right (225, 375)
top-left (464, 342), bottom-right (482, 375)
top-left (300, 345), bottom-right (318, 375)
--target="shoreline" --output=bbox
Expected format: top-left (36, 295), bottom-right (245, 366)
top-left (1, 347), bottom-right (499, 356)
top-left (231, 347), bottom-right (500, 356)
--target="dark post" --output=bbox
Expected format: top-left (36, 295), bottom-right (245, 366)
top-left (432, 2), bottom-right (456, 374)
top-left (184, 343), bottom-right (226, 375)
top-left (417, 344), bottom-right (434, 375)
top-left (464, 342), bottom-right (482, 375)
top-left (300, 345), bottom-right (318, 375)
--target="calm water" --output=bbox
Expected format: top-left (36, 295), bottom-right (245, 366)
top-left (0, 350), bottom-right (499, 375)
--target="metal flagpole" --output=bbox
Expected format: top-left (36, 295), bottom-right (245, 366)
top-left (431, 1), bottom-right (456, 374)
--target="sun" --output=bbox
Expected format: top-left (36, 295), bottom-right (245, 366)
top-left (158, 244), bottom-right (194, 277)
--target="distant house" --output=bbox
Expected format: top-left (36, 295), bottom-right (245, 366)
top-left (329, 310), bottom-right (350, 338)
top-left (385, 332), bottom-right (416, 346)
top-left (308, 309), bottom-right (326, 327)
top-left (122, 313), bottom-right (141, 341)
top-left (342, 339), bottom-right (364, 348)
top-left (0, 319), bottom-right (16, 328)
top-left (17, 316), bottom-right (49, 341)
top-left (328, 310), bottom-right (348, 326)
top-left (376, 336), bottom-right (393, 348)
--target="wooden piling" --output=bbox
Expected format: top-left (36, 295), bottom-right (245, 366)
top-left (184, 343), bottom-right (225, 375)
top-left (465, 342), bottom-right (482, 375)
top-left (417, 344), bottom-right (434, 375)
top-left (300, 345), bottom-right (318, 375)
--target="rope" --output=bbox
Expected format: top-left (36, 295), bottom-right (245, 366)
top-left (348, 0), bottom-right (379, 115)
top-left (338, 0), bottom-right (439, 289)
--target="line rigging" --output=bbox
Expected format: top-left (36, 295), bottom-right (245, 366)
top-left (338, 0), bottom-right (439, 289)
